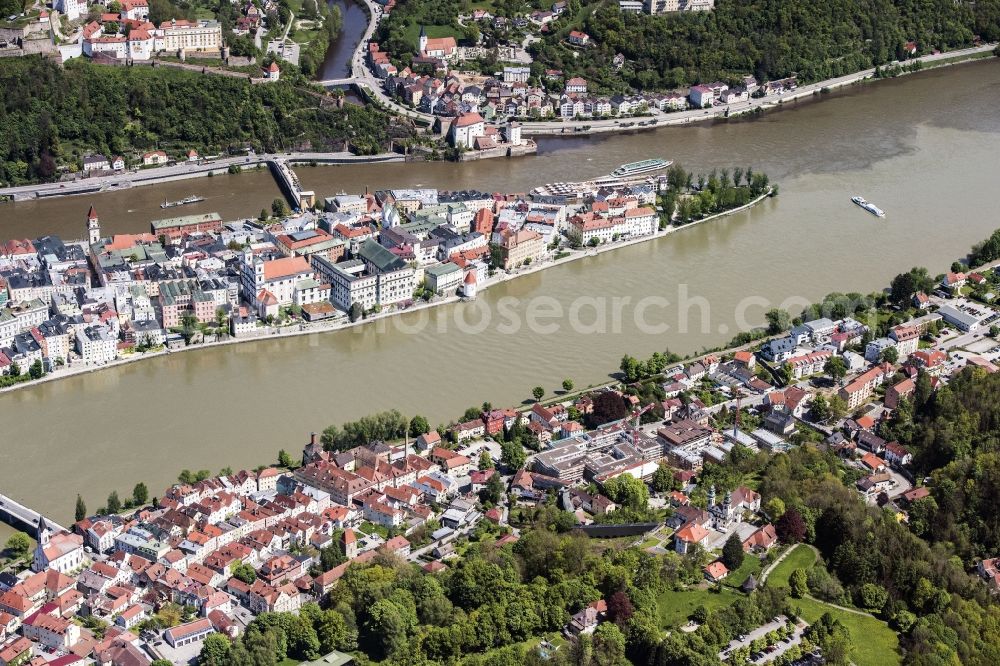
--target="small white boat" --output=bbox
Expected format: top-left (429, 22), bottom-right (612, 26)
top-left (851, 196), bottom-right (885, 218)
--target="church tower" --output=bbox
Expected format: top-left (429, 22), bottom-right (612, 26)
top-left (37, 514), bottom-right (50, 546)
top-left (418, 25), bottom-right (427, 54)
top-left (87, 205), bottom-right (101, 244)
top-left (32, 514), bottom-right (51, 572)
top-left (342, 528), bottom-right (358, 559)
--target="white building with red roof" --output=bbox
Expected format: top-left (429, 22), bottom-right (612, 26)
top-left (84, 35), bottom-right (128, 59)
top-left (21, 605), bottom-right (80, 650)
top-left (32, 517), bottom-right (84, 575)
top-left (56, 0), bottom-right (87, 22)
top-left (240, 250), bottom-right (316, 312)
top-left (164, 617), bottom-right (214, 648)
top-left (418, 27), bottom-right (457, 59)
top-left (448, 112), bottom-right (486, 149)
top-left (462, 270), bottom-right (478, 298)
top-left (142, 150), bottom-right (168, 166)
top-left (128, 26), bottom-right (155, 60)
top-left (154, 19), bottom-right (223, 54)
top-left (565, 76), bottom-right (587, 94)
top-left (674, 521), bottom-right (709, 554)
top-left (120, 0), bottom-right (150, 21)
top-left (704, 561), bottom-right (729, 582)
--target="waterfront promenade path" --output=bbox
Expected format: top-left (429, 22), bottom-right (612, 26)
top-left (0, 151), bottom-right (404, 201)
top-left (330, 4), bottom-right (993, 135)
top-left (514, 44), bottom-right (996, 136)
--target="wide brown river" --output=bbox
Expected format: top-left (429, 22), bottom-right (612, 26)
top-left (1, 60), bottom-right (999, 522)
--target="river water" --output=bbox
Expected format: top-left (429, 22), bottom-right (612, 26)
top-left (319, 0), bottom-right (367, 81)
top-left (1, 60), bottom-right (999, 522)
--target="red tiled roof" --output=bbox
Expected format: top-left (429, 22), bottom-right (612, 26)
top-left (454, 112), bottom-right (484, 128)
top-left (676, 522), bottom-right (709, 543)
top-left (262, 256), bottom-right (311, 281)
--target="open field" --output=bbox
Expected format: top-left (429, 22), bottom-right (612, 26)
top-left (791, 596), bottom-right (901, 666)
top-left (656, 586), bottom-right (742, 628)
top-left (766, 543), bottom-right (818, 588)
top-left (766, 545), bottom-right (901, 666)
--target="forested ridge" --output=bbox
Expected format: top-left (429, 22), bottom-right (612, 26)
top-left (0, 57), bottom-right (406, 185)
top-left (884, 368), bottom-right (1000, 560)
top-left (531, 0), bottom-right (1000, 92)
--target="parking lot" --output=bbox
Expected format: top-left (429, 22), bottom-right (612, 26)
top-left (752, 622), bottom-right (807, 664)
top-left (718, 615), bottom-right (807, 663)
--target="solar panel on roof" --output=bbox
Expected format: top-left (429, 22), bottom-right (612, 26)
top-left (289, 230), bottom-right (318, 241)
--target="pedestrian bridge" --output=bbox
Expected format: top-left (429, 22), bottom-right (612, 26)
top-left (318, 77), bottom-right (360, 87)
top-left (0, 493), bottom-right (66, 535)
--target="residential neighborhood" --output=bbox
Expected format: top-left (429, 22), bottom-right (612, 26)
top-left (2, 278), bottom-right (979, 664)
top-left (0, 170), bottom-right (679, 382)
top-left (3, 0), bottom-right (1000, 663)
top-left (366, 23), bottom-right (793, 130)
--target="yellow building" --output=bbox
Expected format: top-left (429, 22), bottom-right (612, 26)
top-left (155, 19), bottom-right (222, 54)
top-left (500, 228), bottom-right (545, 270)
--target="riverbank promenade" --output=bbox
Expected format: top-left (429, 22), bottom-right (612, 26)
top-left (0, 151), bottom-right (404, 202)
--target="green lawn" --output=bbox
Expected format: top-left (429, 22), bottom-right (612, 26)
top-left (656, 586), bottom-right (742, 628)
top-left (552, 1), bottom-right (603, 40)
top-left (766, 545), bottom-right (901, 666)
top-left (583, 535), bottom-right (641, 556)
top-left (723, 555), bottom-right (763, 589)
top-left (358, 521), bottom-right (389, 539)
top-left (791, 596), bottom-right (901, 666)
top-left (766, 543), bottom-right (817, 588)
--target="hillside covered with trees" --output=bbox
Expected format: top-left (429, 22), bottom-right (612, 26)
top-left (0, 57), bottom-right (408, 185)
top-left (531, 0), bottom-right (1000, 93)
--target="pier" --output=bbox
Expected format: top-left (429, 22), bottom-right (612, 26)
top-left (0, 493), bottom-right (66, 536)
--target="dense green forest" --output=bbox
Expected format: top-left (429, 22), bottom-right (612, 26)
top-left (527, 0), bottom-right (1000, 92)
top-left (0, 57), bottom-right (408, 185)
top-left (888, 368), bottom-right (1000, 562)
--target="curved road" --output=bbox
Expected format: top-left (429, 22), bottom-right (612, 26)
top-left (333, 0), bottom-right (436, 125)
top-left (515, 44), bottom-right (997, 135)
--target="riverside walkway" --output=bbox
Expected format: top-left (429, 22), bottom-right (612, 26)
top-left (515, 43), bottom-right (997, 136)
top-left (0, 151), bottom-right (404, 202)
